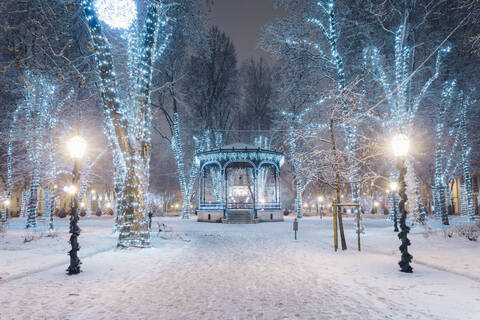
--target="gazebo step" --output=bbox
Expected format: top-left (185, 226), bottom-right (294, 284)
top-left (227, 210), bottom-right (252, 224)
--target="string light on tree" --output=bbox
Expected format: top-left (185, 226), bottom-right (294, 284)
top-left (82, 0), bottom-right (172, 247)
top-left (93, 0), bottom-right (137, 30)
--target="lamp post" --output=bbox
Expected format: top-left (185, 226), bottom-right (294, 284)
top-left (373, 200), bottom-right (380, 214)
top-left (391, 133), bottom-right (413, 273)
top-left (66, 135), bottom-right (86, 275)
top-left (2, 199), bottom-right (10, 225)
top-left (48, 185), bottom-right (57, 232)
top-left (317, 196), bottom-right (324, 218)
top-left (390, 181), bottom-right (399, 232)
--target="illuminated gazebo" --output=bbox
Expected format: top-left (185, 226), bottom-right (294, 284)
top-left (195, 143), bottom-right (284, 223)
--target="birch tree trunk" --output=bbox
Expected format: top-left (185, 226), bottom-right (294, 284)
top-left (82, 0), bottom-right (165, 247)
top-left (330, 119), bottom-right (347, 251)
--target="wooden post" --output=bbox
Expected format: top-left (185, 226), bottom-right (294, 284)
top-left (338, 206), bottom-right (347, 250)
top-left (356, 210), bottom-right (361, 251)
top-left (333, 201), bottom-right (338, 251)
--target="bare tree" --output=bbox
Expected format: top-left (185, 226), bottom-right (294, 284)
top-left (183, 26), bottom-right (239, 142)
top-left (238, 58), bottom-right (275, 142)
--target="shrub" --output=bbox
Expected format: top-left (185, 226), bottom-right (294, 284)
top-left (95, 208), bottom-right (102, 216)
top-left (283, 209), bottom-right (290, 216)
top-left (454, 222), bottom-right (479, 242)
top-left (445, 221), bottom-right (480, 242)
top-left (24, 232), bottom-right (35, 243)
top-left (58, 208), bottom-right (67, 218)
top-left (79, 209), bottom-right (87, 217)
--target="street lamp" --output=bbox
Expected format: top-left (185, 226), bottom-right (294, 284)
top-left (390, 181), bottom-right (399, 232)
top-left (389, 181), bottom-right (398, 192)
top-left (391, 133), bottom-right (410, 157)
top-left (317, 196), bottom-right (324, 218)
top-left (66, 135), bottom-right (86, 275)
top-left (48, 185), bottom-right (57, 232)
top-left (2, 199), bottom-right (10, 225)
top-left (391, 133), bottom-right (413, 273)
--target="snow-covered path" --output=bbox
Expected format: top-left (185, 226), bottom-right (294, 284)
top-left (1, 216), bottom-right (479, 319)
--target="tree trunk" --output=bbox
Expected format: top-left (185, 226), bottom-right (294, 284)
top-left (82, 0), bottom-right (164, 247)
top-left (117, 162), bottom-right (150, 248)
top-left (289, 126), bottom-right (303, 219)
top-left (330, 119), bottom-right (347, 251)
top-left (460, 100), bottom-right (475, 221)
top-left (26, 168), bottom-right (39, 229)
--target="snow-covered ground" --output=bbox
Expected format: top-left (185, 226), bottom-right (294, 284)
top-left (1, 215), bottom-right (479, 320)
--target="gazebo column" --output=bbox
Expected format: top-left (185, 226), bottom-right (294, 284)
top-left (200, 168), bottom-right (205, 207)
top-left (254, 168), bottom-right (259, 218)
top-left (224, 168), bottom-right (228, 219)
top-left (275, 169), bottom-right (281, 209)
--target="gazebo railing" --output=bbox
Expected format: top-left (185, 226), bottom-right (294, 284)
top-left (199, 202), bottom-right (224, 210)
top-left (227, 202), bottom-right (254, 209)
top-left (200, 201), bottom-right (281, 210)
top-left (257, 202), bottom-right (281, 210)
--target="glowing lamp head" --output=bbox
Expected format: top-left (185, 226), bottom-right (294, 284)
top-left (390, 181), bottom-right (399, 192)
top-left (67, 136), bottom-right (86, 159)
top-left (64, 185), bottom-right (77, 194)
top-left (80, 202), bottom-right (85, 208)
top-left (4, 199), bottom-right (10, 206)
top-left (106, 202), bottom-right (112, 208)
top-left (391, 133), bottom-right (409, 157)
top-left (91, 190), bottom-right (96, 194)
top-left (318, 196), bottom-right (324, 203)
top-left (374, 201), bottom-right (380, 207)
top-left (93, 0), bottom-right (137, 30)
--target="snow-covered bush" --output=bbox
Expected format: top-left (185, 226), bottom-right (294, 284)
top-left (23, 231), bottom-right (56, 243)
top-left (454, 222), bottom-right (479, 242)
top-left (444, 221), bottom-right (479, 242)
top-left (422, 225), bottom-right (434, 238)
top-left (23, 232), bottom-right (35, 243)
top-left (57, 208), bottom-right (67, 218)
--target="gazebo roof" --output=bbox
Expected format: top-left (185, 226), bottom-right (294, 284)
top-left (221, 143), bottom-right (257, 150)
top-left (195, 143), bottom-right (285, 168)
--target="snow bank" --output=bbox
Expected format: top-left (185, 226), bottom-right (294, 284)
top-left (0, 216), bottom-right (479, 319)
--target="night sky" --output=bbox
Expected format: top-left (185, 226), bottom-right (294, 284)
top-left (207, 0), bottom-right (285, 63)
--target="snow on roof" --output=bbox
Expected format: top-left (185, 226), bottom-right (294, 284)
top-left (221, 143), bottom-right (258, 150)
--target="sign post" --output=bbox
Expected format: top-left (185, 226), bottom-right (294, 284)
top-left (293, 218), bottom-right (298, 240)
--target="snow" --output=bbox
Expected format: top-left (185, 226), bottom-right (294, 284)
top-left (1, 216), bottom-right (479, 320)
top-left (221, 143), bottom-right (259, 150)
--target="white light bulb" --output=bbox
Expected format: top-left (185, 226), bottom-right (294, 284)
top-left (390, 181), bottom-right (399, 192)
top-left (93, 0), bottom-right (137, 30)
top-left (391, 133), bottom-right (409, 157)
top-left (67, 136), bottom-right (87, 159)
